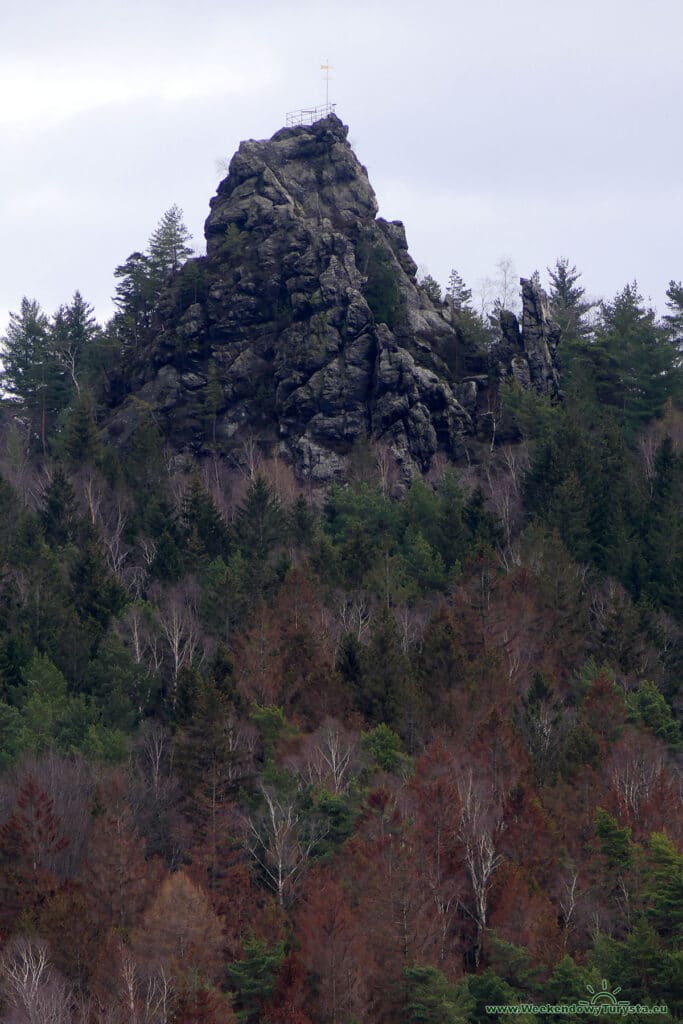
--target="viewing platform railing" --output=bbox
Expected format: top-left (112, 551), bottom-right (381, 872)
top-left (285, 103), bottom-right (337, 127)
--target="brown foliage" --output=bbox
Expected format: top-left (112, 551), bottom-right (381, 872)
top-left (130, 871), bottom-right (224, 980)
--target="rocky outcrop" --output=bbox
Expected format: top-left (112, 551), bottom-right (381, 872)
top-left (108, 116), bottom-right (561, 479)
top-left (492, 278), bottom-right (561, 396)
top-left (109, 115), bottom-right (473, 480)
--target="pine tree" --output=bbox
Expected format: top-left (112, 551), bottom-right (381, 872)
top-left (0, 298), bottom-right (65, 451)
top-left (593, 282), bottom-right (682, 431)
top-left (664, 279), bottom-right (683, 346)
top-left (227, 933), bottom-right (285, 1024)
top-left (148, 204), bottom-right (194, 278)
top-left (112, 251), bottom-right (158, 344)
top-left (233, 476), bottom-right (285, 562)
top-left (404, 963), bottom-right (473, 1023)
top-left (41, 466), bottom-right (78, 547)
top-left (644, 832), bottom-right (683, 945)
top-left (182, 474), bottom-right (229, 562)
top-left (21, 651), bottom-right (70, 752)
top-left (547, 258), bottom-right (593, 340)
top-left (594, 808), bottom-right (632, 872)
top-left (63, 393), bottom-right (101, 463)
top-left (446, 269), bottom-right (473, 312)
top-left (51, 290), bottom-right (100, 396)
top-left (358, 611), bottom-right (411, 727)
top-left (419, 274), bottom-right (443, 304)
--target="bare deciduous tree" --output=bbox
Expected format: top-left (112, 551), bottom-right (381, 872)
top-left (1, 938), bottom-right (72, 1024)
top-left (288, 720), bottom-right (363, 795)
top-left (244, 784), bottom-right (328, 905)
top-left (456, 768), bottom-right (504, 967)
top-left (152, 585), bottom-right (203, 688)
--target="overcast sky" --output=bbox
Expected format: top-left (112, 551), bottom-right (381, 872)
top-left (1, 0), bottom-right (681, 334)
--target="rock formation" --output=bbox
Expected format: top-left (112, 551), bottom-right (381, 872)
top-left (492, 278), bottom-right (561, 396)
top-left (108, 115), bottom-right (561, 479)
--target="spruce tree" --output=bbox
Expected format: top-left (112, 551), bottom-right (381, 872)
top-left (547, 258), bottom-right (593, 340)
top-left (233, 476), bottom-right (285, 562)
top-left (593, 282), bottom-right (682, 430)
top-left (147, 204), bottom-right (194, 278)
top-left (1, 298), bottom-right (65, 451)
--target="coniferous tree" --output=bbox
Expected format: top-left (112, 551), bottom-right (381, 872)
top-left (444, 269), bottom-right (490, 374)
top-left (62, 393), bottom-right (101, 463)
top-left (147, 204), bottom-right (194, 278)
top-left (112, 251), bottom-right (158, 344)
top-left (41, 467), bottom-right (78, 547)
top-left (234, 476), bottom-right (285, 562)
top-left (227, 933), bottom-right (285, 1024)
top-left (1, 298), bottom-right (64, 451)
top-left (182, 475), bottom-right (229, 562)
top-left (446, 269), bottom-right (473, 312)
top-left (51, 290), bottom-right (100, 397)
top-left (664, 279), bottom-right (683, 347)
top-left (592, 282), bottom-right (682, 431)
top-left (547, 258), bottom-right (593, 341)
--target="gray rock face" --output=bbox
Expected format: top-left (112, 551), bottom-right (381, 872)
top-left (493, 278), bottom-right (561, 396)
top-left (519, 277), bottom-right (561, 395)
top-left (111, 114), bottom-right (473, 480)
top-left (109, 117), bottom-right (561, 477)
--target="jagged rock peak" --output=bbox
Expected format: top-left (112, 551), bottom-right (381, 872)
top-left (111, 114), bottom-right (472, 481)
top-left (494, 277), bottom-right (561, 395)
top-left (205, 114), bottom-right (381, 258)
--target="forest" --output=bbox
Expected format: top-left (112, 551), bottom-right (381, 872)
top-left (0, 204), bottom-right (681, 1023)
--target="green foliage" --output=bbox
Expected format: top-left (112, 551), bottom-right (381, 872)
top-left (486, 935), bottom-right (543, 993)
top-left (50, 290), bottom-right (101, 398)
top-left (226, 932), bottom-right (285, 1024)
top-left (61, 394), bottom-right (101, 463)
top-left (500, 378), bottom-right (558, 441)
top-left (182, 474), bottom-right (229, 563)
top-left (446, 269), bottom-right (473, 312)
top-left (548, 258), bottom-right (594, 342)
top-left (664, 279), bottom-right (683, 345)
top-left (357, 235), bottom-right (402, 327)
top-left (112, 251), bottom-right (158, 343)
top-left (221, 223), bottom-right (245, 260)
top-left (419, 274), bottom-right (443, 304)
top-left (644, 833), bottom-right (683, 945)
top-left (0, 298), bottom-right (67, 450)
top-left (112, 205), bottom-right (192, 346)
top-left (148, 204), bottom-right (194, 277)
top-left (70, 542), bottom-right (127, 632)
top-left (83, 635), bottom-right (158, 730)
top-left (404, 963), bottom-right (474, 1023)
top-left (234, 477), bottom-right (285, 563)
top-left (465, 971), bottom-right (522, 1024)
top-left (320, 476), bottom-right (474, 597)
top-left (41, 467), bottom-right (78, 547)
top-left (355, 613), bottom-right (413, 727)
top-left (361, 722), bottom-right (409, 773)
top-left (149, 529), bottom-right (183, 582)
top-left (626, 680), bottom-right (681, 749)
top-left (590, 283), bottom-right (682, 432)
top-left (250, 704), bottom-right (289, 763)
top-left (21, 651), bottom-right (70, 752)
top-left (594, 808), bottom-right (633, 871)
top-left (0, 702), bottom-right (28, 770)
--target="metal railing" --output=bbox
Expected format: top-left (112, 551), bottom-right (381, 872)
top-left (285, 103), bottom-right (337, 127)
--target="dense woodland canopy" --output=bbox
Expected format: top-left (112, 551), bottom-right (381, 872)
top-left (0, 206), bottom-right (681, 1022)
